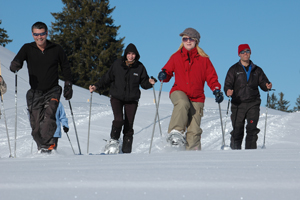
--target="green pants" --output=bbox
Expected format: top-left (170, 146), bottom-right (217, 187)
top-left (168, 90), bottom-right (204, 150)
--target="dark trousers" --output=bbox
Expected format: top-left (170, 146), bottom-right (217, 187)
top-left (110, 97), bottom-right (138, 139)
top-left (230, 100), bottom-right (261, 149)
top-left (26, 86), bottom-right (62, 149)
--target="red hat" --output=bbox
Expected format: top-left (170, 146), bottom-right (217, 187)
top-left (238, 44), bottom-right (251, 55)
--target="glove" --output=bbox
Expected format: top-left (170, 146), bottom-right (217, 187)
top-left (10, 60), bottom-right (22, 72)
top-left (158, 70), bottom-right (167, 81)
top-left (64, 81), bottom-right (73, 100)
top-left (213, 89), bottom-right (224, 103)
top-left (63, 126), bottom-right (69, 133)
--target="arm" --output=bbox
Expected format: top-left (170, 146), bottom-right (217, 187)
top-left (258, 68), bottom-right (270, 92)
top-left (224, 67), bottom-right (235, 97)
top-left (10, 44), bottom-right (27, 72)
top-left (140, 65), bottom-right (153, 90)
top-left (205, 58), bottom-right (221, 91)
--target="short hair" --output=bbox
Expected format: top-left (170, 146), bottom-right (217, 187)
top-left (31, 21), bottom-right (48, 32)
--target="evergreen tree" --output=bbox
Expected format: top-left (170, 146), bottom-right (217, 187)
top-left (293, 95), bottom-right (300, 112)
top-left (266, 92), bottom-right (278, 109)
top-left (50, 0), bottom-right (124, 93)
top-left (276, 92), bottom-right (291, 112)
top-left (0, 20), bottom-right (13, 47)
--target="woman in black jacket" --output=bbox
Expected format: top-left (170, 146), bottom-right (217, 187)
top-left (89, 43), bottom-right (155, 154)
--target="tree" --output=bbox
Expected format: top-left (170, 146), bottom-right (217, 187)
top-left (276, 92), bottom-right (291, 112)
top-left (0, 20), bottom-right (13, 47)
top-left (293, 95), bottom-right (300, 112)
top-left (50, 0), bottom-right (124, 93)
top-left (267, 92), bottom-right (278, 109)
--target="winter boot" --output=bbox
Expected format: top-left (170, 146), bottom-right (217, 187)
top-left (245, 134), bottom-right (258, 149)
top-left (122, 135), bottom-right (133, 153)
top-left (110, 121), bottom-right (123, 140)
top-left (104, 139), bottom-right (120, 154)
top-left (230, 137), bottom-right (242, 150)
top-left (167, 130), bottom-right (186, 147)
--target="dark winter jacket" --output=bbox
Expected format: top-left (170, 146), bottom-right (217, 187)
top-left (10, 40), bottom-right (72, 91)
top-left (224, 60), bottom-right (270, 105)
top-left (95, 43), bottom-right (152, 101)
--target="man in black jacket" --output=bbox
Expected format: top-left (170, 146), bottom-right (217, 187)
top-left (10, 21), bottom-right (73, 153)
top-left (224, 44), bottom-right (272, 149)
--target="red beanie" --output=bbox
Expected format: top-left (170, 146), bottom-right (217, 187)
top-left (238, 44), bottom-right (251, 55)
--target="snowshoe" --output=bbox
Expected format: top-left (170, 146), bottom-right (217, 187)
top-left (103, 139), bottom-right (120, 154)
top-left (167, 130), bottom-right (186, 147)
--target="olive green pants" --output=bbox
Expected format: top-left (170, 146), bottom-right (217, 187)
top-left (168, 90), bottom-right (204, 150)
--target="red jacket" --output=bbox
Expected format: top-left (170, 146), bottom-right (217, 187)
top-left (162, 47), bottom-right (221, 103)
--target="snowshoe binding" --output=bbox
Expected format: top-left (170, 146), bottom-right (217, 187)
top-left (167, 130), bottom-right (186, 148)
top-left (103, 139), bottom-right (120, 154)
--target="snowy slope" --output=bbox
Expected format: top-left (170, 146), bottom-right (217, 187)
top-left (0, 46), bottom-right (300, 200)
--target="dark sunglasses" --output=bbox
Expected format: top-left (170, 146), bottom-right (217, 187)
top-left (182, 37), bottom-right (196, 42)
top-left (33, 32), bottom-right (47, 37)
top-left (240, 50), bottom-right (250, 54)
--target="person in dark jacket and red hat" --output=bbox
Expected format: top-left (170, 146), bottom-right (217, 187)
top-left (158, 27), bottom-right (224, 150)
top-left (10, 21), bottom-right (73, 153)
top-left (224, 44), bottom-right (272, 150)
top-left (89, 43), bottom-right (155, 154)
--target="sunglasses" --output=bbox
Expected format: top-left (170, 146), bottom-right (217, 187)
top-left (240, 50), bottom-right (250, 54)
top-left (182, 37), bottom-right (196, 42)
top-left (33, 32), bottom-right (47, 37)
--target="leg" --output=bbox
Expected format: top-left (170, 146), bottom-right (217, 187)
top-left (245, 101), bottom-right (260, 149)
top-left (185, 102), bottom-right (204, 150)
top-left (39, 86), bottom-right (62, 147)
top-left (110, 97), bottom-right (125, 140)
top-left (230, 103), bottom-right (246, 149)
top-left (168, 90), bottom-right (190, 133)
top-left (122, 100), bottom-right (138, 153)
top-left (26, 89), bottom-right (44, 150)
top-left (53, 137), bottom-right (59, 150)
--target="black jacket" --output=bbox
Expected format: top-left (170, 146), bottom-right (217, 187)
top-left (224, 60), bottom-right (270, 105)
top-left (11, 40), bottom-right (72, 91)
top-left (95, 43), bottom-right (152, 101)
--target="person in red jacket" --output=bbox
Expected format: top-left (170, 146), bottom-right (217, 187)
top-left (158, 27), bottom-right (223, 150)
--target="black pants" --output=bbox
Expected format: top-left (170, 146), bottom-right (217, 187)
top-left (110, 97), bottom-right (138, 139)
top-left (230, 100), bottom-right (261, 149)
top-left (26, 86), bottom-right (62, 149)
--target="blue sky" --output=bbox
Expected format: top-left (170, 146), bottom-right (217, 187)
top-left (1, 0), bottom-right (300, 108)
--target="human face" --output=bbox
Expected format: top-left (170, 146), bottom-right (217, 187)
top-left (32, 28), bottom-right (48, 48)
top-left (126, 52), bottom-right (136, 62)
top-left (182, 36), bottom-right (196, 51)
top-left (239, 48), bottom-right (251, 62)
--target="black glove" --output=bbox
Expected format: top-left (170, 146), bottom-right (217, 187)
top-left (63, 126), bottom-right (69, 133)
top-left (158, 70), bottom-right (167, 81)
top-left (64, 81), bottom-right (73, 100)
top-left (213, 90), bottom-right (224, 103)
top-left (10, 60), bottom-right (22, 72)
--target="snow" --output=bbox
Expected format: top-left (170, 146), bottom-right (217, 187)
top-left (1, 45), bottom-right (300, 200)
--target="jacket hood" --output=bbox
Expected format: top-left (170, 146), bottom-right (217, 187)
top-left (123, 43), bottom-right (140, 61)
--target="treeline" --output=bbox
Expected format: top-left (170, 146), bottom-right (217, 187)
top-left (267, 92), bottom-right (300, 112)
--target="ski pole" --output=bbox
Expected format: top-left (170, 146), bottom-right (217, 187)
top-left (65, 131), bottom-right (75, 155)
top-left (0, 90), bottom-right (13, 158)
top-left (223, 97), bottom-right (231, 137)
top-left (151, 76), bottom-right (162, 137)
top-left (14, 71), bottom-right (18, 157)
top-left (218, 103), bottom-right (226, 150)
top-left (87, 91), bottom-right (93, 154)
top-left (262, 89), bottom-right (275, 149)
top-left (149, 80), bottom-right (164, 154)
top-left (68, 100), bottom-right (82, 155)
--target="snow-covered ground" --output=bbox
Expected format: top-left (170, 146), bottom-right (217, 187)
top-left (1, 45), bottom-right (300, 200)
